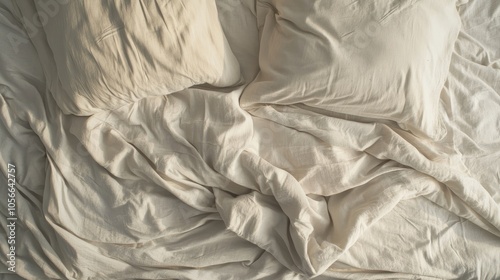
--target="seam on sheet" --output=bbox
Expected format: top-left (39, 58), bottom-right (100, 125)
top-left (95, 25), bottom-right (124, 44)
top-left (379, 0), bottom-right (421, 25)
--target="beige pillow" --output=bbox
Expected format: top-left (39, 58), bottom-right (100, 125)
top-left (241, 0), bottom-right (461, 139)
top-left (14, 0), bottom-right (241, 115)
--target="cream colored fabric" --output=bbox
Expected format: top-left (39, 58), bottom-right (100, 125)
top-left (241, 0), bottom-right (460, 140)
top-left (13, 0), bottom-right (241, 115)
top-left (1, 0), bottom-right (500, 279)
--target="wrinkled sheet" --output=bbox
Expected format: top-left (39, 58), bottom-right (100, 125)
top-left (1, 0), bottom-right (500, 279)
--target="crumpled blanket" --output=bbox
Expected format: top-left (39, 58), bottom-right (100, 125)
top-left (1, 0), bottom-right (499, 279)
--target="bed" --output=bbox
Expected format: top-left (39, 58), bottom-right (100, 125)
top-left (1, 0), bottom-right (499, 279)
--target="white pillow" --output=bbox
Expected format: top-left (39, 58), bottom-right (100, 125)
top-left (14, 0), bottom-right (241, 115)
top-left (241, 0), bottom-right (461, 139)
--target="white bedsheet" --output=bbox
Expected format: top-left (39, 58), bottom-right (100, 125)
top-left (1, 0), bottom-right (499, 279)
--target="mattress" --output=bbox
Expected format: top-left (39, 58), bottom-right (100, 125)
top-left (1, 0), bottom-right (499, 279)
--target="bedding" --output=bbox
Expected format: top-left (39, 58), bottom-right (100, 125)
top-left (12, 0), bottom-right (241, 115)
top-left (1, 0), bottom-right (500, 279)
top-left (241, 0), bottom-right (460, 140)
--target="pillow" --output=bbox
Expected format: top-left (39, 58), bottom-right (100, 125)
top-left (241, 0), bottom-right (461, 139)
top-left (13, 0), bottom-right (241, 115)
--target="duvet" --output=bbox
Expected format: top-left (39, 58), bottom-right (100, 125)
top-left (1, 0), bottom-right (500, 279)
